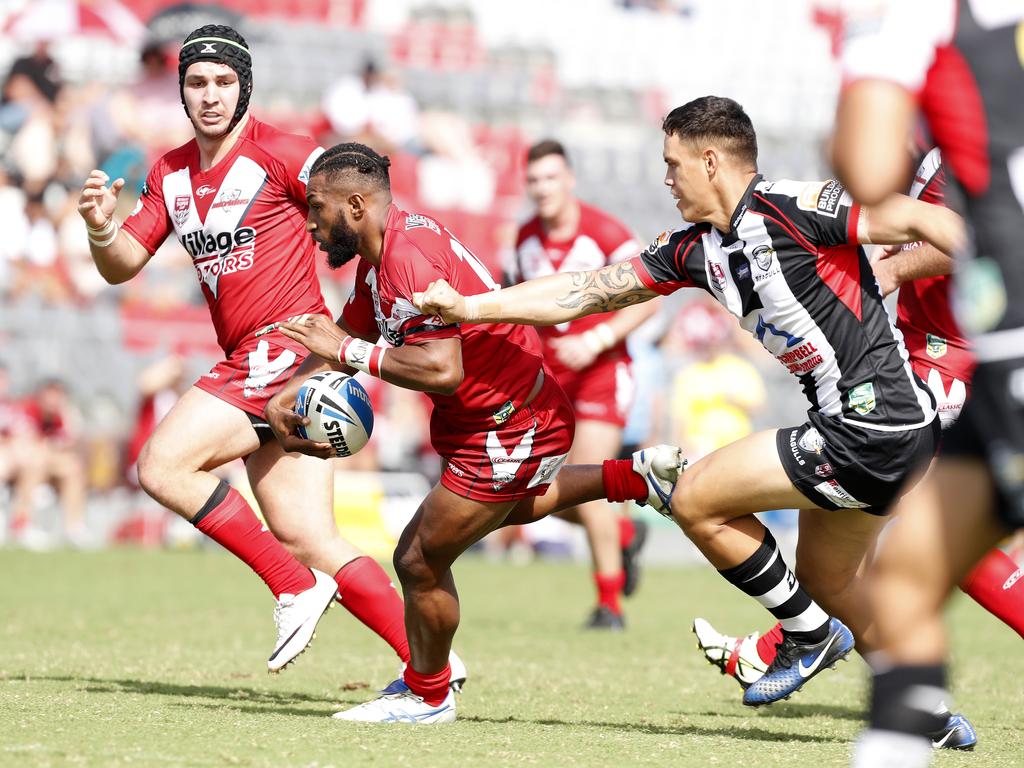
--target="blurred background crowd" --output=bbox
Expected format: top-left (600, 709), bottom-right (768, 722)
top-left (1, 0), bottom-right (866, 557)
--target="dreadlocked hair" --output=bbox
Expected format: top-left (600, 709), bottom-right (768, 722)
top-left (310, 143), bottom-right (392, 191)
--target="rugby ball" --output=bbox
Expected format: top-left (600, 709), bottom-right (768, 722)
top-left (295, 371), bottom-right (373, 457)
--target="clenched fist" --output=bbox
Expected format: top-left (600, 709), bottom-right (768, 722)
top-left (413, 279), bottom-right (469, 323)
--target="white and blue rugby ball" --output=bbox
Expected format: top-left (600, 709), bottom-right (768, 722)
top-left (295, 371), bottom-right (374, 458)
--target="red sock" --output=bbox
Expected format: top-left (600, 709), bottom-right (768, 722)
top-left (404, 662), bottom-right (451, 706)
top-left (960, 548), bottom-right (1024, 639)
top-left (619, 516), bottom-right (636, 548)
top-left (335, 556), bottom-right (411, 662)
top-left (193, 483), bottom-right (314, 599)
top-left (595, 572), bottom-right (624, 614)
top-left (602, 460), bottom-right (649, 503)
top-left (755, 622), bottom-right (784, 665)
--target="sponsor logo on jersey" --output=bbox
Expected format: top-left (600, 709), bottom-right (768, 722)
top-left (492, 400), bottom-right (515, 425)
top-left (405, 213), bottom-right (441, 235)
top-left (173, 195), bottom-right (191, 227)
top-left (1004, 568), bottom-right (1024, 590)
top-left (926, 333), bottom-right (948, 359)
top-left (211, 188), bottom-right (251, 210)
top-left (798, 426), bottom-right (826, 454)
top-left (200, 42), bottom-right (218, 53)
top-left (736, 262), bottom-right (751, 279)
top-left (770, 336), bottom-right (822, 375)
top-left (815, 180), bottom-right (845, 218)
top-left (752, 245), bottom-right (775, 272)
top-left (297, 146), bottom-right (325, 186)
top-left (797, 182), bottom-right (825, 211)
top-left (709, 262), bottom-right (727, 292)
top-left (195, 184), bottom-right (217, 198)
top-left (645, 230), bottom-right (671, 256)
top-left (528, 453), bottom-right (569, 489)
top-left (814, 479), bottom-right (869, 509)
top-left (848, 381), bottom-right (876, 415)
top-left (814, 463), bottom-right (834, 478)
top-left (182, 226), bottom-right (258, 296)
top-left (446, 462), bottom-right (465, 478)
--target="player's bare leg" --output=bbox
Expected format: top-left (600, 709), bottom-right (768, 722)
top-left (137, 386), bottom-right (335, 671)
top-left (853, 459), bottom-right (1005, 765)
top-left (793, 507), bottom-right (886, 651)
top-left (249, 440), bottom-right (412, 665)
top-left (554, 419), bottom-right (627, 628)
top-left (668, 429), bottom-right (855, 705)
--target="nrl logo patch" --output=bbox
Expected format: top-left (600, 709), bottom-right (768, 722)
top-left (848, 381), bottom-right (876, 416)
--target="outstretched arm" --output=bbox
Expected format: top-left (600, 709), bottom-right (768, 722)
top-left (871, 242), bottom-right (953, 297)
top-left (857, 194), bottom-right (965, 256)
top-left (413, 261), bottom-right (660, 326)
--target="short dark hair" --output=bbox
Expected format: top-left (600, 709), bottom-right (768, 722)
top-left (662, 96), bottom-right (758, 169)
top-left (309, 142), bottom-right (391, 192)
top-left (526, 139), bottom-right (570, 166)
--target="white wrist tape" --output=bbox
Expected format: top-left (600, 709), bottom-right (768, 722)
top-left (338, 337), bottom-right (386, 377)
top-left (583, 323), bottom-right (616, 354)
top-left (88, 220), bottom-right (119, 247)
top-left (463, 292), bottom-right (502, 322)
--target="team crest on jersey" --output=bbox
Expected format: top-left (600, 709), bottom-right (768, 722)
top-left (709, 262), bottom-right (728, 292)
top-left (752, 245), bottom-right (775, 272)
top-left (173, 195), bottom-right (191, 227)
top-left (798, 427), bottom-right (826, 454)
top-left (926, 334), bottom-right (948, 359)
top-left (404, 213), bottom-right (440, 234)
top-left (848, 381), bottom-right (877, 415)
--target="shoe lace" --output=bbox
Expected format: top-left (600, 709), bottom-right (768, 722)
top-left (767, 635), bottom-right (800, 671)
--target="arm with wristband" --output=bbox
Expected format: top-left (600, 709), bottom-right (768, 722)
top-left (276, 314), bottom-right (464, 396)
top-left (77, 170), bottom-right (155, 283)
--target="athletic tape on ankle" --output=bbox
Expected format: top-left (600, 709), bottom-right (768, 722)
top-left (338, 337), bottom-right (385, 377)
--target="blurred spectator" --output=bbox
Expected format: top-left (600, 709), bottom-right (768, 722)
top-left (0, 363), bottom-right (48, 547)
top-left (418, 111), bottom-right (495, 212)
top-left (17, 378), bottom-right (89, 547)
top-left (664, 300), bottom-right (767, 460)
top-left (124, 355), bottom-right (187, 487)
top-left (322, 60), bottom-right (420, 154)
top-left (2, 41), bottom-right (62, 185)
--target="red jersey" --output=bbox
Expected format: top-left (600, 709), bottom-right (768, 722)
top-left (511, 202), bottom-right (640, 361)
top-left (343, 205), bottom-right (547, 430)
top-left (122, 117), bottom-right (329, 355)
top-left (896, 148), bottom-right (974, 383)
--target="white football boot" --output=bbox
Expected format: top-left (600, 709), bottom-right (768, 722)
top-left (692, 617), bottom-right (768, 689)
top-left (332, 679), bottom-right (457, 724)
top-left (267, 568), bottom-right (337, 673)
top-left (632, 445), bottom-right (685, 514)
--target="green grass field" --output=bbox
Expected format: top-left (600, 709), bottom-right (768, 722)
top-left (2, 549), bottom-right (1022, 767)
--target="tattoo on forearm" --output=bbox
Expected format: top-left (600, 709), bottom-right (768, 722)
top-left (555, 262), bottom-right (656, 313)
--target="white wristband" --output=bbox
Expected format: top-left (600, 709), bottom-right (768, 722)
top-left (583, 323), bottom-right (616, 354)
top-left (338, 337), bottom-right (386, 377)
top-left (87, 217), bottom-right (115, 237)
top-left (88, 220), bottom-right (119, 247)
top-left (462, 292), bottom-right (502, 323)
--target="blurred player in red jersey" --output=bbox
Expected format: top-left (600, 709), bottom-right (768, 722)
top-left (75, 25), bottom-right (427, 675)
top-left (263, 143), bottom-right (683, 723)
top-left (511, 140), bottom-right (658, 630)
top-left (833, 2), bottom-right (1024, 764)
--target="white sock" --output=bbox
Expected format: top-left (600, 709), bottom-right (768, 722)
top-left (851, 729), bottom-right (933, 768)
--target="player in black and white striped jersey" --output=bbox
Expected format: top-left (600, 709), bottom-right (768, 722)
top-left (414, 95), bottom-right (963, 707)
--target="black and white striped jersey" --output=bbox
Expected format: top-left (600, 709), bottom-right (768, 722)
top-left (632, 174), bottom-right (936, 432)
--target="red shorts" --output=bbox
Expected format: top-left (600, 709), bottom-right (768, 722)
top-left (546, 355), bottom-right (633, 427)
top-left (194, 331), bottom-right (310, 420)
top-left (911, 359), bottom-right (970, 431)
top-left (433, 376), bottom-right (576, 502)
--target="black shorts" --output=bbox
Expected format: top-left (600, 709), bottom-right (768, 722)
top-left (777, 412), bottom-right (939, 515)
top-left (247, 413), bottom-right (276, 446)
top-left (941, 358), bottom-right (1024, 529)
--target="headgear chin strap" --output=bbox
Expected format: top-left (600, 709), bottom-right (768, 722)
top-left (178, 24), bottom-right (252, 135)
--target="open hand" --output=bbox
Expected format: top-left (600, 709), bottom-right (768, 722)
top-left (277, 314), bottom-right (345, 362)
top-left (77, 170), bottom-right (125, 230)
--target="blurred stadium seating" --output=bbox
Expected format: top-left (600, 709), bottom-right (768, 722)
top-left (0, 0), bottom-right (838, 551)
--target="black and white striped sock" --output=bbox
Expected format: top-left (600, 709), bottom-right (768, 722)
top-left (718, 528), bottom-right (830, 644)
